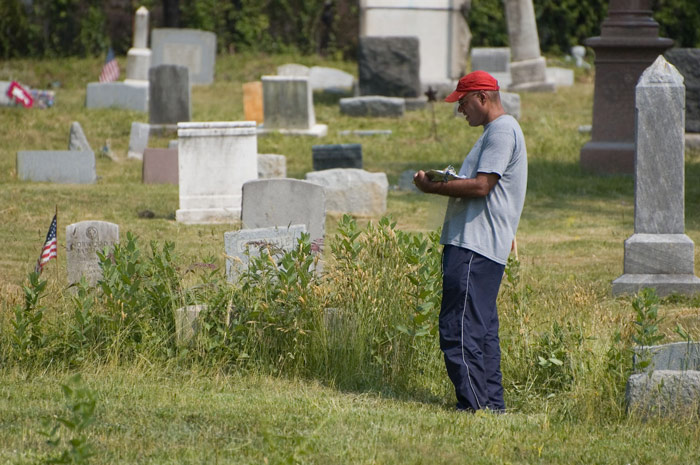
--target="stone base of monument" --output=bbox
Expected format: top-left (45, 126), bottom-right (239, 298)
top-left (580, 140), bottom-right (635, 175)
top-left (175, 207), bottom-right (242, 225)
top-left (623, 234), bottom-right (696, 274)
top-left (85, 81), bottom-right (148, 112)
top-left (126, 48), bottom-right (151, 82)
top-left (612, 274), bottom-right (700, 297)
top-left (626, 370), bottom-right (700, 418)
top-left (545, 67), bottom-right (574, 87)
top-left (508, 57), bottom-right (555, 93)
top-left (257, 124), bottom-right (328, 137)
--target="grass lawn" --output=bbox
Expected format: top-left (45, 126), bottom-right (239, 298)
top-left (1, 52), bottom-right (700, 464)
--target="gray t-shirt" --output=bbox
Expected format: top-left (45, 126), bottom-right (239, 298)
top-left (440, 114), bottom-right (527, 265)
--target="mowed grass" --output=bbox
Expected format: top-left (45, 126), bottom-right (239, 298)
top-left (1, 53), bottom-right (700, 463)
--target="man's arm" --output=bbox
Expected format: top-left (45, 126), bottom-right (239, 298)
top-left (413, 170), bottom-right (500, 198)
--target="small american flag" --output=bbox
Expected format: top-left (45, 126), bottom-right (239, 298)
top-left (99, 48), bottom-right (120, 83)
top-left (35, 214), bottom-right (57, 274)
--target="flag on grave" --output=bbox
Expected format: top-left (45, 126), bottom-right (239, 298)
top-left (35, 214), bottom-right (57, 274)
top-left (99, 48), bottom-right (120, 83)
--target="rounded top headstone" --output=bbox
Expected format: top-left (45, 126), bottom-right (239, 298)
top-left (639, 55), bottom-right (684, 86)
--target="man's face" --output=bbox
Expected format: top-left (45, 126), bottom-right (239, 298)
top-left (457, 91), bottom-right (486, 127)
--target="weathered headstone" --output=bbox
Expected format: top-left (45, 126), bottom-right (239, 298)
top-left (358, 36), bottom-right (421, 97)
top-left (305, 168), bottom-right (388, 217)
top-left (241, 179), bottom-right (326, 250)
top-left (174, 304), bottom-right (205, 345)
top-left (612, 56), bottom-right (700, 296)
top-left (85, 81), bottom-right (149, 112)
top-left (66, 221), bottom-right (119, 286)
top-left (277, 63), bottom-right (310, 76)
top-left (68, 122), bottom-right (92, 152)
top-left (142, 148), bottom-right (178, 184)
top-left (503, 0), bottom-right (555, 92)
top-left (176, 121), bottom-right (258, 224)
top-left (151, 28), bottom-right (216, 85)
top-left (312, 144), bottom-right (362, 170)
top-left (580, 0), bottom-right (673, 174)
top-left (471, 47), bottom-right (511, 73)
top-left (664, 48), bottom-right (700, 133)
top-left (633, 342), bottom-right (700, 373)
top-left (149, 64), bottom-right (190, 125)
top-left (224, 224), bottom-right (307, 281)
top-left (127, 122), bottom-right (150, 160)
top-left (17, 151), bottom-right (96, 184)
top-left (309, 66), bottom-right (354, 93)
top-left (243, 81), bottom-right (264, 124)
top-left (125, 6), bottom-right (151, 83)
top-left (571, 45), bottom-right (589, 69)
top-left (626, 370), bottom-right (700, 418)
top-left (259, 76), bottom-right (327, 137)
top-left (339, 96), bottom-right (405, 117)
top-left (257, 154), bottom-right (286, 179)
top-left (360, 0), bottom-right (471, 88)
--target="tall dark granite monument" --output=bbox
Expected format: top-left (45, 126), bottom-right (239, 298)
top-left (580, 0), bottom-right (673, 174)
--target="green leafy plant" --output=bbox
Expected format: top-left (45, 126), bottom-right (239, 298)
top-left (631, 288), bottom-right (664, 372)
top-left (11, 271), bottom-right (47, 363)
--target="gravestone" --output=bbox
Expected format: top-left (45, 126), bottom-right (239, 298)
top-left (309, 66), bottom-right (354, 93)
top-left (127, 122), bottom-right (150, 160)
top-left (471, 47), bottom-right (511, 73)
top-left (17, 151), bottom-right (96, 184)
top-left (571, 45), bottom-right (589, 69)
top-left (85, 81), bottom-right (149, 112)
top-left (125, 6), bottom-right (151, 83)
top-left (174, 305), bottom-right (205, 345)
top-left (358, 36), bottom-right (421, 97)
top-left (176, 121), bottom-right (258, 224)
top-left (612, 56), bottom-right (700, 296)
top-left (277, 63), bottom-right (310, 76)
top-left (149, 65), bottom-right (190, 125)
top-left (503, 0), bottom-right (554, 92)
top-left (664, 48), bottom-right (700, 133)
top-left (224, 224), bottom-right (307, 281)
top-left (243, 81), bottom-right (264, 124)
top-left (312, 144), bottom-right (363, 170)
top-left (626, 370), bottom-right (700, 418)
top-left (142, 148), bottom-right (178, 184)
top-left (66, 220), bottom-right (119, 286)
top-left (259, 76), bottom-right (327, 137)
top-left (633, 342), bottom-right (700, 373)
top-left (151, 28), bottom-right (216, 85)
top-left (241, 179), bottom-right (326, 250)
top-left (339, 96), bottom-right (405, 117)
top-left (405, 96), bottom-right (428, 111)
top-left (305, 168), bottom-right (388, 217)
top-left (580, 0), bottom-right (673, 174)
top-left (257, 154), bottom-right (286, 179)
top-left (68, 122), bottom-right (92, 152)
top-left (360, 0), bottom-right (471, 88)
top-left (338, 129), bottom-right (392, 137)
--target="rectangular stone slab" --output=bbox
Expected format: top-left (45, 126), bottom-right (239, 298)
top-left (17, 151), bottom-right (96, 184)
top-left (143, 148), bottom-right (178, 185)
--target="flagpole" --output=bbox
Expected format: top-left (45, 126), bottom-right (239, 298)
top-left (55, 204), bottom-right (58, 285)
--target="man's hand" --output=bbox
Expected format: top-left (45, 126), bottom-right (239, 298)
top-left (413, 170), bottom-right (439, 193)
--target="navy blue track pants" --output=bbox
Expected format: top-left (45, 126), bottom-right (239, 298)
top-left (439, 245), bottom-right (505, 411)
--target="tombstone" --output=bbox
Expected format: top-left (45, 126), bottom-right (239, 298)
top-left (85, 81), bottom-right (149, 112)
top-left (398, 169), bottom-right (420, 192)
top-left (257, 154), bottom-right (286, 179)
top-left (309, 66), bottom-right (354, 93)
top-left (259, 76), bottom-right (327, 137)
top-left (176, 122), bottom-right (258, 224)
top-left (312, 144), bottom-right (362, 171)
top-left (151, 28), bottom-right (216, 85)
top-left (68, 122), bottom-right (92, 152)
top-left (339, 96), bottom-right (405, 117)
top-left (127, 122), bottom-right (150, 160)
top-left (580, 0), bottom-right (673, 174)
top-left (149, 65), bottom-right (190, 125)
top-left (66, 221), bottom-right (119, 286)
top-left (404, 96), bottom-right (428, 111)
top-left (664, 48), bottom-right (700, 133)
top-left (142, 148), bottom-right (178, 184)
top-left (174, 304), bottom-right (205, 345)
top-left (545, 67), bottom-right (574, 87)
top-left (358, 36), bottom-right (421, 98)
top-left (277, 63), bottom-right (310, 76)
top-left (571, 45), bottom-right (589, 69)
top-left (612, 57), bottom-right (700, 297)
top-left (633, 342), bottom-right (700, 373)
top-left (17, 151), bottom-right (96, 184)
top-left (243, 81), bottom-right (264, 124)
top-left (224, 224), bottom-right (307, 281)
top-left (0, 81), bottom-right (15, 106)
top-left (503, 0), bottom-right (555, 92)
top-left (471, 47), bottom-right (511, 73)
top-left (241, 179), bottom-right (326, 250)
top-left (359, 0), bottom-right (471, 89)
top-left (338, 129), bottom-right (392, 137)
top-left (305, 168), bottom-right (388, 217)
top-left (125, 6), bottom-right (152, 83)
top-left (626, 370), bottom-right (700, 418)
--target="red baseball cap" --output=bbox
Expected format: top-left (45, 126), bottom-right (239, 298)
top-left (444, 71), bottom-right (500, 102)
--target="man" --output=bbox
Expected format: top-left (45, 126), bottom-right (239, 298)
top-left (413, 71), bottom-right (527, 412)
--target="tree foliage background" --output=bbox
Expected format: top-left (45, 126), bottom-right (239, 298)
top-left (0, 0), bottom-right (698, 59)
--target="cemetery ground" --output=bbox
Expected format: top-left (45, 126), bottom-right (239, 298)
top-left (2, 53), bottom-right (700, 464)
